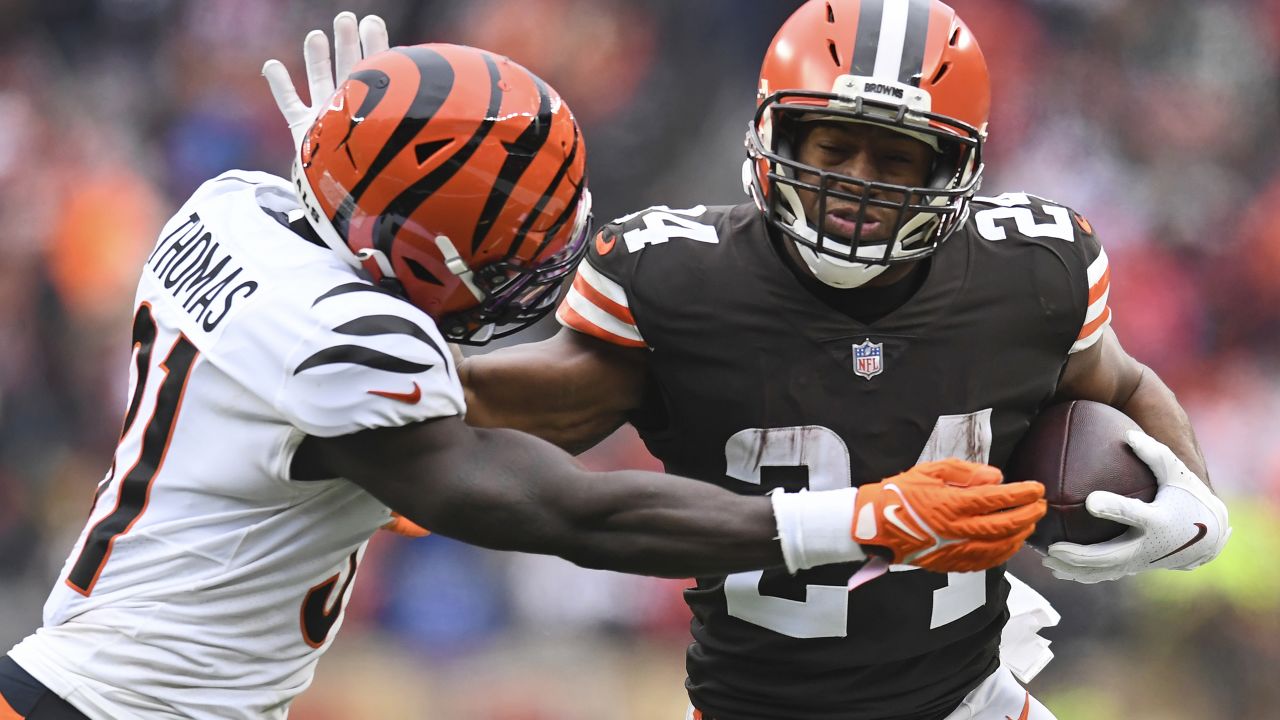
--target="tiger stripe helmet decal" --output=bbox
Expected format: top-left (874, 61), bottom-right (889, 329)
top-left (294, 43), bottom-right (592, 344)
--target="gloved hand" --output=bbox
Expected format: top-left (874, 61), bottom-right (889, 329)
top-left (261, 12), bottom-right (389, 149)
top-left (853, 459), bottom-right (1046, 573)
top-left (1043, 430), bottom-right (1230, 583)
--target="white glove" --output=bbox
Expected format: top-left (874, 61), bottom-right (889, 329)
top-left (1043, 430), bottom-right (1231, 583)
top-left (261, 12), bottom-right (389, 149)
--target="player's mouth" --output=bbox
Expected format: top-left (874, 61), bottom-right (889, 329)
top-left (822, 207), bottom-right (888, 241)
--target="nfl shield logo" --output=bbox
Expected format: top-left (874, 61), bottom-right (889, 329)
top-left (852, 340), bottom-right (883, 379)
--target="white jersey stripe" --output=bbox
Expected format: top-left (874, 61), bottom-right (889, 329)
top-left (1086, 247), bottom-right (1109, 287)
top-left (1071, 308), bottom-right (1111, 354)
top-left (576, 260), bottom-right (630, 309)
top-left (1083, 285), bottom-right (1110, 325)
top-left (562, 287), bottom-right (644, 343)
top-left (872, 0), bottom-right (912, 80)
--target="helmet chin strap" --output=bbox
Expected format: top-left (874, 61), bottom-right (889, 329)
top-left (776, 183), bottom-right (889, 289)
top-left (793, 236), bottom-right (889, 289)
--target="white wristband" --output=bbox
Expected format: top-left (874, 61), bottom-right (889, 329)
top-left (770, 487), bottom-right (867, 574)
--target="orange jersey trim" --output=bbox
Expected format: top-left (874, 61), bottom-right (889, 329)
top-left (1077, 305), bottom-right (1112, 341)
top-left (571, 274), bottom-right (635, 325)
top-left (0, 693), bottom-right (25, 720)
top-left (556, 302), bottom-right (646, 348)
top-left (1087, 265), bottom-right (1111, 305)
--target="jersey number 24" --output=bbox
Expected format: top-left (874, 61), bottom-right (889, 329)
top-left (722, 410), bottom-right (993, 639)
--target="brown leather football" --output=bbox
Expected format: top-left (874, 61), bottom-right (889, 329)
top-left (1006, 400), bottom-right (1157, 551)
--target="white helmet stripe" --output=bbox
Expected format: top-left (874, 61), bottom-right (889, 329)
top-left (846, 0), bottom-right (933, 85)
top-left (872, 0), bottom-right (913, 81)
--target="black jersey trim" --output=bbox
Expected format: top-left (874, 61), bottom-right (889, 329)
top-left (332, 315), bottom-right (449, 371)
top-left (312, 282), bottom-right (401, 306)
top-left (293, 345), bottom-right (435, 375)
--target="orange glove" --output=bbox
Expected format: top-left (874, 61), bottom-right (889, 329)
top-left (381, 512), bottom-right (430, 538)
top-left (852, 460), bottom-right (1045, 573)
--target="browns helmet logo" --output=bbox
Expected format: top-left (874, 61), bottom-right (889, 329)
top-left (294, 43), bottom-right (591, 344)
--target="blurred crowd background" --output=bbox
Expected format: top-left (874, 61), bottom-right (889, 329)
top-left (1, 0), bottom-right (1277, 718)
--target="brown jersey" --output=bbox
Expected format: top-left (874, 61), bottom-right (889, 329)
top-left (557, 195), bottom-right (1110, 720)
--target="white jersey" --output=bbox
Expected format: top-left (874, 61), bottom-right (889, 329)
top-left (8, 172), bottom-right (464, 719)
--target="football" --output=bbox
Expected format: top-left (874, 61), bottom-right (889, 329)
top-left (1006, 400), bottom-right (1158, 551)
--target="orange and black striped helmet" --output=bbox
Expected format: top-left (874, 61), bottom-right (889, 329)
top-left (745, 0), bottom-right (988, 275)
top-left (293, 43), bottom-right (591, 344)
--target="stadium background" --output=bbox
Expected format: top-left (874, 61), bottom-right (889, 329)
top-left (0, 0), bottom-right (1277, 717)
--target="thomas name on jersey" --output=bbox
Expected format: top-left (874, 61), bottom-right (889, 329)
top-left (146, 212), bottom-right (259, 332)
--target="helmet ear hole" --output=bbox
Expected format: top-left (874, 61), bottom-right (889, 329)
top-left (404, 257), bottom-right (444, 286)
top-left (414, 139), bottom-right (452, 165)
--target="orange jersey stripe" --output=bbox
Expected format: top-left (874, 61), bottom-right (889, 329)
top-left (1077, 305), bottom-right (1112, 341)
top-left (1087, 265), bottom-right (1111, 305)
top-left (557, 302), bottom-right (646, 348)
top-left (571, 274), bottom-right (635, 325)
top-left (0, 694), bottom-right (24, 720)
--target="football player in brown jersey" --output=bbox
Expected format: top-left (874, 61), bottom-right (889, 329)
top-left (279, 3), bottom-right (1228, 720)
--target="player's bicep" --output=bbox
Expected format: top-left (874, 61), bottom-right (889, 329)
top-left (1054, 326), bottom-right (1144, 407)
top-left (462, 327), bottom-right (646, 453)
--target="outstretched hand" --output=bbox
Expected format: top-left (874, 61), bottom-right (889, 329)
top-left (261, 12), bottom-right (389, 148)
top-left (852, 459), bottom-right (1046, 573)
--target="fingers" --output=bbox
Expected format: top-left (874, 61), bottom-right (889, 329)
top-left (912, 459), bottom-right (1003, 488)
top-left (916, 529), bottom-right (1032, 572)
top-left (1125, 429), bottom-right (1174, 482)
top-left (1045, 532), bottom-right (1141, 568)
top-left (304, 29), bottom-right (335, 108)
top-left (333, 11), bottom-right (361, 83)
top-left (360, 14), bottom-right (390, 55)
top-left (1042, 559), bottom-right (1126, 584)
top-left (1084, 490), bottom-right (1152, 527)
top-left (262, 59), bottom-right (306, 122)
top-left (946, 499), bottom-right (1046, 540)
top-left (945, 480), bottom-right (1045, 514)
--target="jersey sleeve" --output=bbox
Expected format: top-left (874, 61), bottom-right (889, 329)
top-left (555, 221), bottom-right (647, 348)
top-left (275, 288), bottom-right (464, 437)
top-left (1067, 213), bottom-right (1112, 354)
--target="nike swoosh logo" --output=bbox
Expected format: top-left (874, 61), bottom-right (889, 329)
top-left (595, 232), bottom-right (617, 255)
top-left (1151, 522), bottom-right (1208, 563)
top-left (884, 504), bottom-right (925, 541)
top-left (1005, 691), bottom-right (1031, 720)
top-left (368, 382), bottom-right (422, 404)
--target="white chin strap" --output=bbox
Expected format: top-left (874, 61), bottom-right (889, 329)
top-left (778, 184), bottom-right (889, 289)
top-left (794, 239), bottom-right (889, 289)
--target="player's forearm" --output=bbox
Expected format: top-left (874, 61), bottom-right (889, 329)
top-left (538, 469), bottom-right (786, 577)
top-left (459, 347), bottom-right (628, 453)
top-left (1119, 367), bottom-right (1210, 486)
top-left (419, 427), bottom-right (786, 577)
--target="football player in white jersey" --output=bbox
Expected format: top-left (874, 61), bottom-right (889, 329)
top-left (0, 14), bottom-right (1049, 720)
